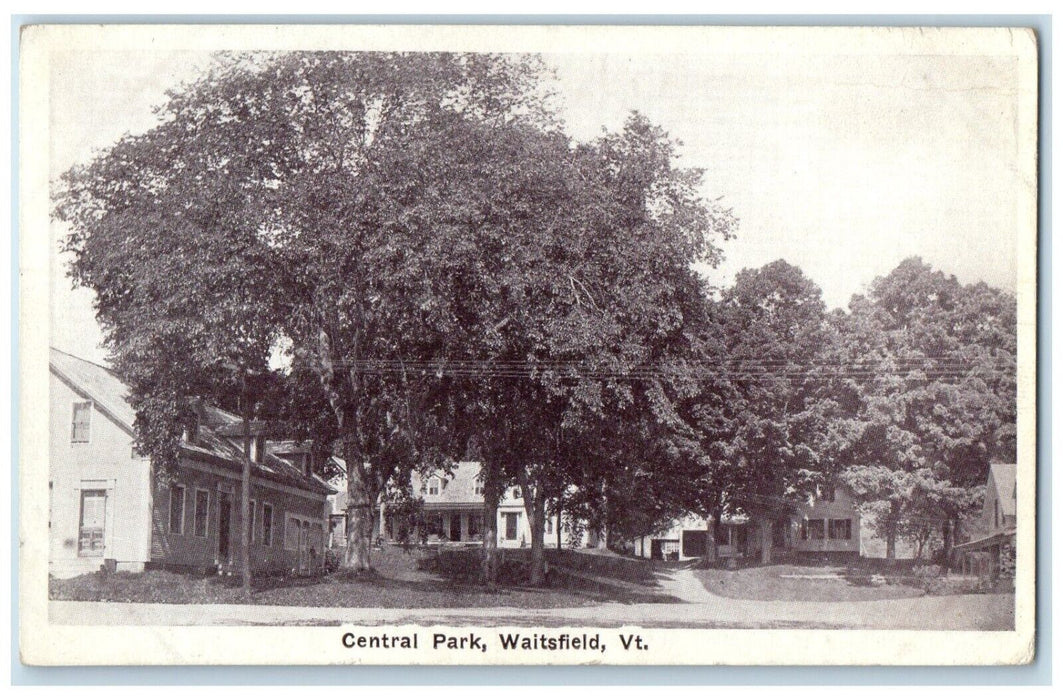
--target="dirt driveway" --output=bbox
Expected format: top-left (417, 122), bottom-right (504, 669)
top-left (50, 569), bottom-right (1013, 630)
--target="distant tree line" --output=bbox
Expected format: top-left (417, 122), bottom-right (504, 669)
top-left (54, 52), bottom-right (1016, 585)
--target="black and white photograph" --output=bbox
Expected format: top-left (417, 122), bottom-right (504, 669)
top-left (18, 23), bottom-right (1038, 666)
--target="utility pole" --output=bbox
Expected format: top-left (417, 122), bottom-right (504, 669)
top-left (239, 372), bottom-right (252, 599)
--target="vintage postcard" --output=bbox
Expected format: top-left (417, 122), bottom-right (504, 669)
top-left (19, 23), bottom-right (1038, 666)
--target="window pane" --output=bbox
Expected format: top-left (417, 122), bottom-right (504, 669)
top-left (808, 519), bottom-right (825, 540)
top-left (169, 486), bottom-right (185, 534)
top-left (71, 401), bottom-right (91, 443)
top-left (195, 490), bottom-right (209, 537)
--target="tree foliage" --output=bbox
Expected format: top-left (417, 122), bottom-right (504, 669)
top-left (838, 258), bottom-right (1016, 559)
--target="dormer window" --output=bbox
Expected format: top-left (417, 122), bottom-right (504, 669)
top-left (819, 484), bottom-right (835, 502)
top-left (474, 480), bottom-right (485, 496)
top-left (427, 477), bottom-right (440, 496)
top-left (71, 401), bottom-right (91, 443)
top-left (513, 487), bottom-right (522, 500)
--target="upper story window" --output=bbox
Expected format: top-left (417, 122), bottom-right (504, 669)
top-left (512, 487), bottom-right (522, 500)
top-left (819, 484), bottom-right (835, 502)
top-left (427, 477), bottom-right (440, 496)
top-left (71, 401), bottom-right (92, 443)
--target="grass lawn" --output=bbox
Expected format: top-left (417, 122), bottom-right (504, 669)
top-left (50, 545), bottom-right (663, 608)
top-left (692, 562), bottom-right (929, 602)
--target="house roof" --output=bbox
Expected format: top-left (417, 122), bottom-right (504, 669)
top-left (49, 347), bottom-right (333, 497)
top-left (989, 462), bottom-right (1017, 517)
top-left (49, 347), bottom-right (137, 434)
top-left (406, 462), bottom-right (522, 507)
top-left (412, 461), bottom-right (486, 506)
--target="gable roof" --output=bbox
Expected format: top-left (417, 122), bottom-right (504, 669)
top-left (49, 347), bottom-right (333, 497)
top-left (989, 462), bottom-right (1017, 517)
top-left (410, 462), bottom-right (523, 507)
top-left (49, 347), bottom-right (137, 435)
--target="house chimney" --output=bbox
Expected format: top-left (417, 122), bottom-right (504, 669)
top-left (182, 397), bottom-right (203, 444)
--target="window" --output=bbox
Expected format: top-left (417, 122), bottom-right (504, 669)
top-left (194, 490), bottom-right (210, 538)
top-left (807, 519), bottom-right (826, 540)
top-left (71, 401), bottom-right (92, 443)
top-left (474, 479), bottom-right (485, 496)
top-left (504, 512), bottom-right (519, 540)
top-left (828, 518), bottom-right (852, 540)
top-left (545, 517), bottom-right (553, 535)
top-left (249, 500), bottom-right (256, 544)
top-left (262, 504), bottom-right (274, 547)
top-left (427, 478), bottom-right (440, 496)
top-left (78, 489), bottom-right (106, 555)
top-left (468, 513), bottom-right (483, 538)
top-left (512, 487), bottom-right (522, 500)
top-left (799, 519), bottom-right (809, 541)
top-left (169, 485), bottom-right (186, 534)
top-left (820, 484), bottom-right (836, 502)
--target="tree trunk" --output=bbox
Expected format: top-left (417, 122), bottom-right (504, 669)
top-left (941, 516), bottom-right (955, 568)
top-left (519, 470), bottom-right (546, 587)
top-left (705, 504), bottom-right (722, 563)
top-left (481, 465), bottom-right (501, 587)
top-left (759, 517), bottom-right (773, 565)
top-left (556, 488), bottom-right (563, 550)
top-left (342, 448), bottom-right (376, 571)
top-left (885, 502), bottom-right (901, 561)
top-left (885, 525), bottom-right (897, 561)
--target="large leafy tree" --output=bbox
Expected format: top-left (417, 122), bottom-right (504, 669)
top-left (54, 51), bottom-right (558, 571)
top-left (436, 113), bottom-right (736, 584)
top-left (838, 258), bottom-right (1016, 561)
top-left (709, 260), bottom-right (841, 563)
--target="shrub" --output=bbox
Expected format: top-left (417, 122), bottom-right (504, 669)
top-left (913, 564), bottom-right (943, 579)
top-left (324, 548), bottom-right (342, 574)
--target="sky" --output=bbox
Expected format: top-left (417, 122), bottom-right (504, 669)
top-left (48, 47), bottom-right (1025, 365)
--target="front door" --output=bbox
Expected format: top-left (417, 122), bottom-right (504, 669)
top-left (450, 514), bottom-right (462, 541)
top-left (217, 491), bottom-right (233, 564)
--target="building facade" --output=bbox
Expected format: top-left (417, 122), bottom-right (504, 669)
top-left (633, 484), bottom-right (863, 561)
top-left (955, 462), bottom-right (1017, 579)
top-left (328, 462), bottom-right (593, 550)
top-left (49, 348), bottom-right (333, 579)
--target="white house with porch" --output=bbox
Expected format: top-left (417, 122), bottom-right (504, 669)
top-left (328, 462), bottom-right (592, 549)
